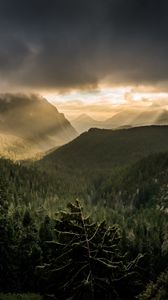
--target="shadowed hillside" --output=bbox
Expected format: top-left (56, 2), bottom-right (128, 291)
top-left (41, 126), bottom-right (168, 170)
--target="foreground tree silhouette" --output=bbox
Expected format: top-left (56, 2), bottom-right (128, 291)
top-left (38, 200), bottom-right (142, 299)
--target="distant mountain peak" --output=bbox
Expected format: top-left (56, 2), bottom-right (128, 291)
top-left (71, 113), bottom-right (101, 133)
top-left (74, 113), bottom-right (98, 122)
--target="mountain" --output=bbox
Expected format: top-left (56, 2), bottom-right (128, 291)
top-left (41, 125), bottom-right (168, 171)
top-left (104, 108), bottom-right (168, 129)
top-left (72, 108), bottom-right (168, 132)
top-left (71, 114), bottom-right (103, 133)
top-left (71, 110), bottom-right (138, 132)
top-left (0, 94), bottom-right (77, 160)
top-left (103, 108), bottom-right (140, 129)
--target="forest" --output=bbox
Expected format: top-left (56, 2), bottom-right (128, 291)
top-left (1, 150), bottom-right (168, 299)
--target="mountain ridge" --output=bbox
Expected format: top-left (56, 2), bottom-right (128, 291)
top-left (41, 125), bottom-right (168, 170)
top-left (71, 108), bottom-right (168, 133)
top-left (71, 113), bottom-right (103, 133)
top-left (0, 94), bottom-right (77, 160)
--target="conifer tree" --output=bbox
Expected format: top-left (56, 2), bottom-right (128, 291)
top-left (38, 200), bottom-right (142, 299)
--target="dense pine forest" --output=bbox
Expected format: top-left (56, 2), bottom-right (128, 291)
top-left (1, 148), bottom-right (168, 299)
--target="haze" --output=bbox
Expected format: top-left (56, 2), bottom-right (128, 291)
top-left (45, 87), bottom-right (168, 120)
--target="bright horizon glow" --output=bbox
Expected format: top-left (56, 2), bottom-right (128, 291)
top-left (44, 86), bottom-right (168, 120)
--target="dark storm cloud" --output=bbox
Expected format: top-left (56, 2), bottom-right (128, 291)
top-left (0, 0), bottom-right (168, 91)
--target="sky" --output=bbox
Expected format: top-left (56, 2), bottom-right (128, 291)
top-left (0, 0), bottom-right (168, 119)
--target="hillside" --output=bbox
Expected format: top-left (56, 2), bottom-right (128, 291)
top-left (0, 94), bottom-right (77, 159)
top-left (41, 125), bottom-right (168, 170)
top-left (94, 152), bottom-right (168, 208)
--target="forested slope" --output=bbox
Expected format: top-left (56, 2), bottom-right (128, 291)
top-left (42, 126), bottom-right (168, 170)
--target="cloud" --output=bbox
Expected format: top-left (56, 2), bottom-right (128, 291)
top-left (0, 0), bottom-right (168, 92)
